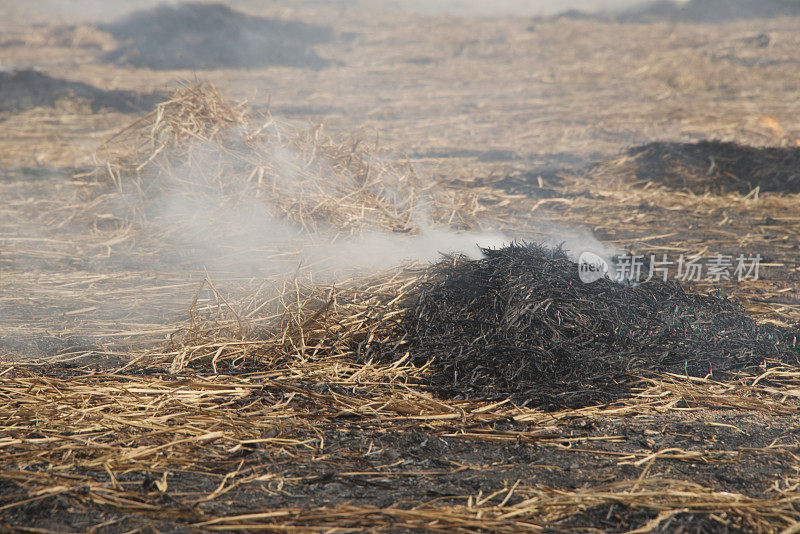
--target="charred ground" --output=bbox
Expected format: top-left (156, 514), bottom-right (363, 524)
top-left (0, 69), bottom-right (163, 114)
top-left (613, 141), bottom-right (800, 195)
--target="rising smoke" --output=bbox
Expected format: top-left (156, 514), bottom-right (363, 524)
top-left (134, 149), bottom-right (512, 279)
top-left (116, 112), bottom-right (615, 282)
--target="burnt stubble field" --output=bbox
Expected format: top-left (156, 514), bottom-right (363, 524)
top-left (2, 1), bottom-right (800, 532)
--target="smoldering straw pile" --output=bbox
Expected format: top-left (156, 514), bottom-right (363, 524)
top-left (91, 80), bottom-right (800, 408)
top-left (393, 243), bottom-right (800, 407)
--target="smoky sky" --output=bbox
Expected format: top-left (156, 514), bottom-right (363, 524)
top-left (383, 0), bottom-right (651, 16)
top-left (3, 0), bottom-right (655, 27)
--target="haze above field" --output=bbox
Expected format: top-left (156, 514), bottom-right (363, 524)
top-left (3, 0), bottom-right (653, 27)
top-left (377, 0), bottom-right (649, 16)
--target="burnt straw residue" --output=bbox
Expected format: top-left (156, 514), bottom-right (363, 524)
top-left (552, 504), bottom-right (750, 533)
top-left (395, 244), bottom-right (799, 408)
top-left (99, 3), bottom-right (333, 70)
top-left (619, 141), bottom-right (800, 195)
top-left (0, 70), bottom-right (163, 114)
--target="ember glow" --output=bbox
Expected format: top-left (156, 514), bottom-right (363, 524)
top-left (759, 116), bottom-right (800, 147)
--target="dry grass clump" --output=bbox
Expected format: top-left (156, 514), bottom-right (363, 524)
top-left (155, 268), bottom-right (419, 376)
top-left (97, 83), bottom-right (483, 237)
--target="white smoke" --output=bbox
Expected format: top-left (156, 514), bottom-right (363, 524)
top-left (130, 134), bottom-right (511, 281)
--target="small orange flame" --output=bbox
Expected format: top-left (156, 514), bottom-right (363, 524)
top-left (759, 116), bottom-right (800, 147)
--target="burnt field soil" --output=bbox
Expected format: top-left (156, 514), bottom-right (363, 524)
top-left (2, 1), bottom-right (800, 532)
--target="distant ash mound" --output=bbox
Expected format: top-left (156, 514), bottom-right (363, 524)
top-left (619, 0), bottom-right (800, 23)
top-left (0, 69), bottom-right (162, 114)
top-left (99, 3), bottom-right (333, 70)
top-left (606, 141), bottom-right (800, 195)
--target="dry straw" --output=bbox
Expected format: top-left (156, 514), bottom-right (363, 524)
top-left (4, 84), bottom-right (800, 532)
top-left (95, 82), bottom-right (486, 237)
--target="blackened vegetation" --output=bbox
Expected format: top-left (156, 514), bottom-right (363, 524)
top-left (0, 70), bottom-right (162, 114)
top-left (100, 3), bottom-right (332, 70)
top-left (398, 244), bottom-right (799, 408)
top-left (623, 141), bottom-right (800, 195)
top-left (549, 505), bottom-right (750, 533)
top-left (619, 0), bottom-right (800, 23)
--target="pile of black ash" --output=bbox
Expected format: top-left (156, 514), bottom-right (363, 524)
top-left (0, 70), bottom-right (162, 114)
top-left (620, 141), bottom-right (800, 195)
top-left (395, 244), bottom-right (798, 408)
top-left (100, 3), bottom-right (333, 70)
